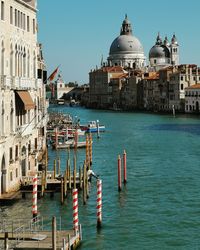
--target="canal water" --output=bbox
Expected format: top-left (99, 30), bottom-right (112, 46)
top-left (2, 106), bottom-right (200, 249)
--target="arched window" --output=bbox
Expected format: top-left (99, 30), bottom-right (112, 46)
top-left (19, 46), bottom-right (23, 77)
top-left (34, 98), bottom-right (37, 125)
top-left (15, 44), bottom-right (18, 76)
top-left (1, 41), bottom-right (5, 76)
top-left (10, 100), bottom-right (14, 132)
top-left (33, 51), bottom-right (36, 78)
top-left (17, 45), bottom-right (20, 77)
top-left (1, 101), bottom-right (4, 135)
top-left (27, 50), bottom-right (30, 78)
top-left (23, 47), bottom-right (26, 77)
top-left (10, 44), bottom-right (13, 76)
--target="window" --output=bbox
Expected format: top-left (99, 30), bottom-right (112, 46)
top-left (154, 59), bottom-right (156, 64)
top-left (10, 171), bottom-right (13, 181)
top-left (1, 1), bottom-right (4, 20)
top-left (181, 84), bottom-right (184, 90)
top-left (27, 16), bottom-right (29, 31)
top-left (9, 147), bottom-right (13, 161)
top-left (28, 141), bottom-right (31, 153)
top-left (15, 9), bottom-right (17, 26)
top-left (33, 18), bottom-right (35, 34)
top-left (23, 13), bottom-right (25, 30)
top-left (35, 138), bottom-right (37, 150)
top-left (15, 145), bottom-right (18, 159)
top-left (16, 168), bottom-right (18, 178)
top-left (18, 10), bottom-right (20, 27)
top-left (181, 76), bottom-right (183, 81)
top-left (10, 6), bottom-right (13, 24)
top-left (193, 76), bottom-right (196, 81)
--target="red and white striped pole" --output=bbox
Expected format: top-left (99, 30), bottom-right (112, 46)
top-left (32, 174), bottom-right (38, 219)
top-left (118, 155), bottom-right (122, 192)
top-left (96, 179), bottom-right (102, 228)
top-left (123, 150), bottom-right (127, 184)
top-left (73, 188), bottom-right (79, 232)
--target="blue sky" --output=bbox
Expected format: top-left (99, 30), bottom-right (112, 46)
top-left (37, 0), bottom-right (200, 84)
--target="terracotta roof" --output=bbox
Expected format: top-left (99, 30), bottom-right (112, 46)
top-left (144, 72), bottom-right (159, 80)
top-left (110, 73), bottom-right (128, 79)
top-left (185, 84), bottom-right (200, 89)
top-left (100, 66), bottom-right (125, 73)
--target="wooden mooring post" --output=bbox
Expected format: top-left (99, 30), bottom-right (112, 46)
top-left (123, 150), bottom-right (127, 184)
top-left (118, 155), bottom-right (122, 192)
top-left (61, 177), bottom-right (64, 205)
top-left (83, 161), bottom-right (87, 205)
top-left (53, 159), bottom-right (56, 179)
top-left (52, 216), bottom-right (57, 250)
top-left (4, 232), bottom-right (8, 250)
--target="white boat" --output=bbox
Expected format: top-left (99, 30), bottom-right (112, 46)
top-left (80, 120), bottom-right (105, 133)
top-left (52, 139), bottom-right (86, 149)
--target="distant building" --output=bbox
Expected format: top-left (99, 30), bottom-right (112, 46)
top-left (55, 75), bottom-right (74, 100)
top-left (0, 0), bottom-right (47, 196)
top-left (149, 33), bottom-right (179, 71)
top-left (89, 66), bottom-right (128, 108)
top-left (185, 84), bottom-right (200, 113)
top-left (168, 65), bottom-right (199, 111)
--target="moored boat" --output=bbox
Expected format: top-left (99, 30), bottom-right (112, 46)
top-left (80, 120), bottom-right (105, 133)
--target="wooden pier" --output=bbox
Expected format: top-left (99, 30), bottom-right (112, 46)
top-left (0, 216), bottom-right (82, 250)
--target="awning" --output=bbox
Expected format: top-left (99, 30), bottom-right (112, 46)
top-left (16, 91), bottom-right (35, 110)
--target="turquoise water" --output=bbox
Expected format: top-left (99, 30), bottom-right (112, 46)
top-left (2, 106), bottom-right (200, 249)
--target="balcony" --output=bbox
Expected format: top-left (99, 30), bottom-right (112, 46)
top-left (0, 75), bottom-right (37, 90)
top-left (16, 123), bottom-right (34, 137)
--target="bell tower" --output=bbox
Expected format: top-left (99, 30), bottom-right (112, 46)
top-left (170, 34), bottom-right (179, 65)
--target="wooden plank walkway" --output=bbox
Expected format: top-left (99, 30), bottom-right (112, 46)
top-left (14, 230), bottom-right (80, 249)
top-left (0, 230), bottom-right (81, 250)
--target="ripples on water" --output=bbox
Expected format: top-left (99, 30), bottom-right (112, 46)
top-left (2, 107), bottom-right (200, 249)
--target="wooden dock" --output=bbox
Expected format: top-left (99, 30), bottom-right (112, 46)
top-left (13, 230), bottom-right (81, 249)
top-left (0, 216), bottom-right (82, 250)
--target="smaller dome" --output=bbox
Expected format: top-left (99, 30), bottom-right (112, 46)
top-left (149, 45), bottom-right (170, 59)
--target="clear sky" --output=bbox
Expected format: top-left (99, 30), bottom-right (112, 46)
top-left (37, 0), bottom-right (200, 84)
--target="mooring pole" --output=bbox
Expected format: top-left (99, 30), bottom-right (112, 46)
top-left (52, 216), bottom-right (57, 250)
top-left (32, 174), bottom-right (38, 219)
top-left (118, 155), bottom-right (122, 192)
top-left (73, 189), bottom-right (79, 232)
top-left (123, 150), bottom-right (127, 184)
top-left (96, 179), bottom-right (102, 229)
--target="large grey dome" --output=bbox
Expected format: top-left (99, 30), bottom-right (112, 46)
top-left (149, 45), bottom-right (170, 59)
top-left (107, 15), bottom-right (146, 69)
top-left (109, 35), bottom-right (144, 55)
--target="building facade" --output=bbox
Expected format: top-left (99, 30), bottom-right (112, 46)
top-left (89, 66), bottom-right (128, 109)
top-left (0, 0), bottom-right (47, 196)
top-left (185, 84), bottom-right (200, 113)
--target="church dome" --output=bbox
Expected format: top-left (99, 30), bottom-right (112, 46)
top-left (107, 15), bottom-right (145, 69)
top-left (149, 45), bottom-right (170, 59)
top-left (109, 35), bottom-right (144, 55)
